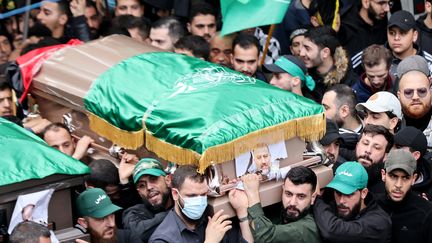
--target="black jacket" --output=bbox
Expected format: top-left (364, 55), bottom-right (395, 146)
top-left (377, 190), bottom-right (432, 243)
top-left (313, 192), bottom-right (391, 243)
top-left (339, 5), bottom-right (388, 59)
top-left (417, 14), bottom-right (432, 55)
top-left (122, 203), bottom-right (172, 242)
top-left (413, 155), bottom-right (432, 200)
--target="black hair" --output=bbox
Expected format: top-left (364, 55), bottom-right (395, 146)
top-left (304, 26), bottom-right (340, 56)
top-left (172, 165), bottom-right (205, 190)
top-left (325, 84), bottom-right (358, 117)
top-left (360, 124), bottom-right (394, 153)
top-left (85, 0), bottom-right (97, 10)
top-left (174, 35), bottom-right (210, 60)
top-left (0, 79), bottom-right (11, 91)
top-left (152, 16), bottom-right (186, 44)
top-left (232, 33), bottom-right (259, 53)
top-left (85, 159), bottom-right (120, 188)
top-left (188, 2), bottom-right (216, 23)
top-left (40, 122), bottom-right (71, 139)
top-left (284, 166), bottom-right (317, 192)
top-left (308, 0), bottom-right (339, 27)
top-left (111, 14), bottom-right (150, 39)
top-left (57, 0), bottom-right (73, 17)
top-left (10, 221), bottom-right (51, 243)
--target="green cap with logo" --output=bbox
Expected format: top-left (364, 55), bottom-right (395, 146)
top-left (326, 162), bottom-right (368, 195)
top-left (385, 149), bottom-right (417, 175)
top-left (133, 158), bottom-right (166, 184)
top-left (76, 188), bottom-right (122, 218)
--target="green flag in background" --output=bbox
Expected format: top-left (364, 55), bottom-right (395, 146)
top-left (220, 0), bottom-right (291, 36)
top-left (0, 118), bottom-right (90, 186)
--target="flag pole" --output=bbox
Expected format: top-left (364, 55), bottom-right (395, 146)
top-left (260, 24), bottom-right (276, 66)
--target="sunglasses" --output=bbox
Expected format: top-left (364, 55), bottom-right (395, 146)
top-left (403, 87), bottom-right (429, 99)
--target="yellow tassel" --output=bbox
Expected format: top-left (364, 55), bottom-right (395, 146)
top-left (143, 113), bottom-right (326, 173)
top-left (87, 112), bottom-right (144, 149)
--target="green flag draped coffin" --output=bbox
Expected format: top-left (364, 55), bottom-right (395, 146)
top-left (0, 118), bottom-right (90, 186)
top-left (84, 52), bottom-right (325, 173)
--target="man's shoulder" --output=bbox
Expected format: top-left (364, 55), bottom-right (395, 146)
top-left (123, 203), bottom-right (155, 219)
top-left (148, 210), bottom-right (180, 241)
top-left (117, 229), bottom-right (143, 243)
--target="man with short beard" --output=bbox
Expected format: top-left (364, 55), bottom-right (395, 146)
top-left (76, 188), bottom-right (141, 243)
top-left (340, 0), bottom-right (390, 74)
top-left (377, 149), bottom-right (432, 243)
top-left (149, 165), bottom-right (247, 243)
top-left (122, 158), bottom-right (173, 242)
top-left (397, 55), bottom-right (432, 147)
top-left (313, 162), bottom-right (392, 243)
top-left (355, 124), bottom-right (394, 193)
top-left (228, 166), bottom-right (321, 242)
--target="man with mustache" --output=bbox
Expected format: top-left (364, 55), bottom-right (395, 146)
top-left (228, 166), bottom-right (321, 242)
top-left (313, 162), bottom-right (391, 243)
top-left (186, 2), bottom-right (216, 42)
top-left (355, 124), bottom-right (394, 193)
top-left (122, 158), bottom-right (173, 242)
top-left (76, 188), bottom-right (141, 243)
top-left (355, 91), bottom-right (402, 134)
top-left (231, 33), bottom-right (267, 82)
top-left (340, 0), bottom-right (390, 74)
top-left (397, 55), bottom-right (432, 148)
top-left (377, 149), bottom-right (432, 243)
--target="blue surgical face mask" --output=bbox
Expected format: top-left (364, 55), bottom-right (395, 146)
top-left (174, 189), bottom-right (208, 220)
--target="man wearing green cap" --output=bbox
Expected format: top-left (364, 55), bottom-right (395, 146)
top-left (264, 54), bottom-right (316, 98)
top-left (377, 149), bottom-right (432, 243)
top-left (313, 161), bottom-right (391, 243)
top-left (122, 158), bottom-right (174, 242)
top-left (76, 188), bottom-right (141, 242)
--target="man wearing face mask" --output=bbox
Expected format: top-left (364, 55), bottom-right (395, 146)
top-left (149, 165), bottom-right (248, 243)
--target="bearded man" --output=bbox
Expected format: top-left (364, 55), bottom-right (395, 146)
top-left (397, 55), bottom-right (432, 147)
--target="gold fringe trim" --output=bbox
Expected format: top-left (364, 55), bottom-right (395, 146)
top-left (144, 113), bottom-right (325, 173)
top-left (87, 112), bottom-right (144, 149)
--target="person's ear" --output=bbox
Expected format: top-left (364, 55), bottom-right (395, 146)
top-left (412, 173), bottom-right (418, 185)
top-left (412, 151), bottom-right (421, 160)
top-left (339, 104), bottom-right (349, 119)
top-left (291, 77), bottom-right (301, 87)
top-left (397, 90), bottom-right (401, 99)
top-left (187, 22), bottom-right (191, 33)
top-left (310, 16), bottom-right (320, 27)
top-left (165, 174), bottom-right (172, 188)
top-left (172, 187), bottom-right (179, 201)
top-left (360, 188), bottom-right (368, 199)
top-left (59, 14), bottom-right (68, 26)
top-left (426, 1), bottom-right (432, 13)
top-left (389, 117), bottom-right (399, 131)
top-left (381, 169), bottom-right (386, 182)
top-left (321, 47), bottom-right (331, 59)
top-left (413, 30), bottom-right (419, 43)
top-left (311, 191), bottom-right (317, 205)
top-left (77, 217), bottom-right (88, 229)
top-left (361, 0), bottom-right (369, 9)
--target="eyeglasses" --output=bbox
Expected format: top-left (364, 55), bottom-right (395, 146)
top-left (403, 87), bottom-right (429, 99)
top-left (372, 0), bottom-right (394, 8)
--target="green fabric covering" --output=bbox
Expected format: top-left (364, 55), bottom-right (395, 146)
top-left (84, 52), bottom-right (323, 155)
top-left (220, 0), bottom-right (291, 36)
top-left (0, 118), bottom-right (90, 186)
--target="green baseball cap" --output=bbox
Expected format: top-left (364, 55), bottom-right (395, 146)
top-left (384, 149), bottom-right (417, 175)
top-left (133, 158), bottom-right (166, 184)
top-left (326, 162), bottom-right (368, 195)
top-left (76, 188), bottom-right (122, 218)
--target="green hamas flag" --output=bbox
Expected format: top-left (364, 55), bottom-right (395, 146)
top-left (220, 0), bottom-right (291, 36)
top-left (84, 52), bottom-right (324, 172)
top-left (0, 118), bottom-right (90, 186)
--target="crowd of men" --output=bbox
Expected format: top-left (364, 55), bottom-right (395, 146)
top-left (3, 0), bottom-right (432, 242)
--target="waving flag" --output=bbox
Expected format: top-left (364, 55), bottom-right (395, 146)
top-left (220, 0), bottom-right (291, 35)
top-left (0, 118), bottom-right (90, 186)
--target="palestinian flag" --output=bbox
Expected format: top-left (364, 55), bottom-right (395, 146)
top-left (0, 118), bottom-right (90, 186)
top-left (84, 52), bottom-right (324, 173)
